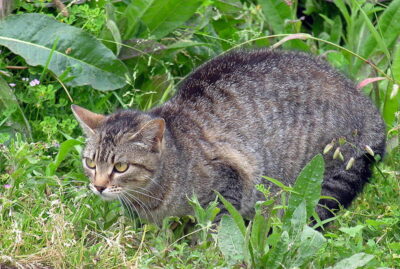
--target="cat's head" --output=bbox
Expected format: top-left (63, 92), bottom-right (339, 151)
top-left (71, 105), bottom-right (165, 202)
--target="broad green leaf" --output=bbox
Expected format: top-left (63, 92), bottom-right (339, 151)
top-left (217, 192), bottom-right (246, 235)
top-left (0, 76), bottom-right (31, 139)
top-left (353, 0), bottom-right (400, 71)
top-left (141, 0), bottom-right (203, 39)
top-left (339, 225), bottom-right (364, 237)
top-left (291, 226), bottom-right (326, 267)
top-left (122, 0), bottom-right (204, 40)
top-left (121, 0), bottom-right (155, 40)
top-left (283, 154), bottom-right (325, 228)
top-left (258, 0), bottom-right (293, 33)
top-left (217, 215), bottom-right (245, 265)
top-left (0, 13), bottom-right (128, 91)
top-left (327, 252), bottom-right (374, 269)
top-left (289, 200), bottom-right (307, 237)
top-left (46, 139), bottom-right (82, 176)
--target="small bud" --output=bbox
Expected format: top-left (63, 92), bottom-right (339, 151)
top-left (338, 137), bottom-right (347, 145)
top-left (346, 157), bottom-right (355, 170)
top-left (323, 143), bottom-right (334, 154)
top-left (365, 145), bottom-right (375, 156)
top-left (390, 84), bottom-right (399, 100)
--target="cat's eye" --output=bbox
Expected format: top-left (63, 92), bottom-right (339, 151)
top-left (114, 162), bottom-right (129, 173)
top-left (85, 158), bottom-right (96, 169)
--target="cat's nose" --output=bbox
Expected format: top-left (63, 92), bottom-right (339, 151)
top-left (94, 185), bottom-right (106, 193)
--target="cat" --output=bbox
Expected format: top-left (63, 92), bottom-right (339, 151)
top-left (72, 48), bottom-right (386, 225)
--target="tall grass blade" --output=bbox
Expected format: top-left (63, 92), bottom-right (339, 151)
top-left (383, 44), bottom-right (400, 126)
top-left (250, 208), bottom-right (268, 257)
top-left (216, 192), bottom-right (246, 235)
top-left (46, 139), bottom-right (82, 176)
top-left (333, 0), bottom-right (350, 25)
top-left (353, 0), bottom-right (400, 72)
top-left (353, 0), bottom-right (390, 59)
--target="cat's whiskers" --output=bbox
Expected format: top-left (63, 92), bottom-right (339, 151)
top-left (135, 186), bottom-right (160, 199)
top-left (124, 193), bottom-right (160, 223)
top-left (118, 194), bottom-right (140, 222)
top-left (124, 188), bottom-right (163, 202)
top-left (143, 175), bottom-right (164, 192)
top-left (126, 184), bottom-right (155, 196)
top-left (120, 194), bottom-right (145, 226)
top-left (121, 191), bottom-right (151, 221)
top-left (122, 191), bottom-right (156, 223)
top-left (133, 196), bottom-right (157, 224)
top-left (120, 192), bottom-right (146, 221)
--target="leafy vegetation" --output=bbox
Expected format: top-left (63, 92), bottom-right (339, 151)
top-left (0, 0), bottom-right (399, 268)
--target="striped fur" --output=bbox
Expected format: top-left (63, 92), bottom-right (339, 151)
top-left (74, 49), bottom-right (386, 224)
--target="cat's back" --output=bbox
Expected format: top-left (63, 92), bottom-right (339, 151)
top-left (152, 49), bottom-right (384, 183)
top-left (174, 49), bottom-right (355, 101)
top-left (156, 49), bottom-right (378, 135)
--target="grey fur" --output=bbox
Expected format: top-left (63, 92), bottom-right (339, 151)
top-left (73, 49), bottom-right (386, 224)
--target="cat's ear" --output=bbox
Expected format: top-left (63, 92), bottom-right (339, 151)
top-left (129, 118), bottom-right (165, 153)
top-left (71, 105), bottom-right (105, 136)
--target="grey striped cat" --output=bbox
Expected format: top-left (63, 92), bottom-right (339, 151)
top-left (72, 49), bottom-right (385, 224)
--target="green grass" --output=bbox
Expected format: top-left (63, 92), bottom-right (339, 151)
top-left (0, 138), bottom-right (398, 268)
top-left (1, 0), bottom-right (400, 268)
